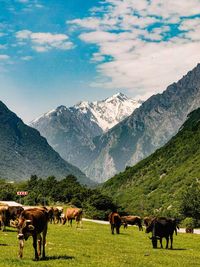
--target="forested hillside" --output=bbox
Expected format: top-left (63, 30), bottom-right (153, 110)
top-left (102, 108), bottom-right (200, 216)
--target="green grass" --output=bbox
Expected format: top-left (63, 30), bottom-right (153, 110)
top-left (1, 222), bottom-right (200, 267)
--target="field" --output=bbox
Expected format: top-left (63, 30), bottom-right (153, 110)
top-left (0, 221), bottom-right (200, 267)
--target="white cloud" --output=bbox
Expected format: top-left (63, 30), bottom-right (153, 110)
top-left (68, 0), bottom-right (200, 97)
top-left (16, 30), bottom-right (74, 52)
top-left (21, 56), bottom-right (33, 61)
top-left (0, 54), bottom-right (10, 60)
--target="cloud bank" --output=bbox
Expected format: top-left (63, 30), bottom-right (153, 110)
top-left (68, 0), bottom-right (200, 98)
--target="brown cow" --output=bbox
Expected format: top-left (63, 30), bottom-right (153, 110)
top-left (0, 206), bottom-right (24, 231)
top-left (121, 215), bottom-right (143, 231)
top-left (108, 212), bottom-right (121, 234)
top-left (62, 207), bottom-right (83, 228)
top-left (53, 207), bottom-right (63, 224)
top-left (16, 207), bottom-right (48, 260)
top-left (47, 206), bottom-right (63, 224)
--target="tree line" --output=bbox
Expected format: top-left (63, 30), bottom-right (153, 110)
top-left (0, 176), bottom-right (200, 226)
top-left (0, 175), bottom-right (118, 220)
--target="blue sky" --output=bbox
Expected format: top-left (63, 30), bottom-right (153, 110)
top-left (0, 0), bottom-right (200, 122)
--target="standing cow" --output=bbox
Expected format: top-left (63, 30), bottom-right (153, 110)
top-left (62, 207), bottom-right (83, 228)
top-left (15, 207), bottom-right (48, 260)
top-left (108, 212), bottom-right (121, 234)
top-left (146, 217), bottom-right (178, 249)
top-left (121, 215), bottom-right (143, 231)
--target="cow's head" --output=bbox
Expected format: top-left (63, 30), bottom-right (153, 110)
top-left (17, 219), bottom-right (35, 258)
top-left (145, 222), bottom-right (153, 233)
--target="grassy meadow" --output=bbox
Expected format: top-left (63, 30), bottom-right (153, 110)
top-left (0, 221), bottom-right (200, 267)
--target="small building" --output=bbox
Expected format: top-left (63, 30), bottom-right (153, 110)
top-left (0, 201), bottom-right (23, 207)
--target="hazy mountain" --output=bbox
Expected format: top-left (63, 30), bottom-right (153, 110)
top-left (30, 93), bottom-right (141, 170)
top-left (102, 107), bottom-right (200, 215)
top-left (0, 101), bottom-right (92, 185)
top-left (86, 63), bottom-right (200, 182)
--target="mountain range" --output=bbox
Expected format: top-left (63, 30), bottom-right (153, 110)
top-left (0, 101), bottom-right (92, 185)
top-left (102, 107), bottom-right (200, 215)
top-left (30, 63), bottom-right (200, 184)
top-left (30, 93), bottom-right (141, 172)
top-left (85, 63), bottom-right (200, 182)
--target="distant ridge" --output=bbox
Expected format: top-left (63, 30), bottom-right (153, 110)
top-left (30, 93), bottom-right (141, 171)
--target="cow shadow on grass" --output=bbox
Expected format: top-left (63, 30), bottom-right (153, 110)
top-left (42, 255), bottom-right (75, 261)
top-left (153, 248), bottom-right (187, 251)
top-left (171, 248), bottom-right (187, 251)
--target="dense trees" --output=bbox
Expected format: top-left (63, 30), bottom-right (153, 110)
top-left (0, 176), bottom-right (118, 220)
top-left (179, 182), bottom-right (200, 227)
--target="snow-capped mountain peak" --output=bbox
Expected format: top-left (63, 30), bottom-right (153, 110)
top-left (73, 93), bottom-right (142, 131)
top-left (31, 93), bottom-right (142, 132)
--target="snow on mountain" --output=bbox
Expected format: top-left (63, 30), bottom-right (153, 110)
top-left (31, 93), bottom-right (142, 132)
top-left (71, 93), bottom-right (142, 132)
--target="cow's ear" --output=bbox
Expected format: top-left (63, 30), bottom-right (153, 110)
top-left (28, 225), bottom-right (35, 231)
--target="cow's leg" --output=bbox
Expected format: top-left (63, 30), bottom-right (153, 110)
top-left (116, 225), bottom-right (120, 234)
top-left (139, 224), bottom-right (143, 231)
top-left (37, 234), bottom-right (42, 257)
top-left (165, 237), bottom-right (169, 249)
top-left (42, 227), bottom-right (47, 259)
top-left (170, 235), bottom-right (173, 249)
top-left (111, 224), bottom-right (114, 234)
top-left (67, 218), bottom-right (71, 227)
top-left (33, 234), bottom-right (39, 260)
top-left (160, 238), bottom-right (162, 248)
top-left (18, 238), bottom-right (24, 258)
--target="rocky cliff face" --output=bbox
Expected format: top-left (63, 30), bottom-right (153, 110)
top-left (86, 63), bottom-right (200, 182)
top-left (0, 101), bottom-right (91, 185)
top-left (30, 93), bottom-right (141, 171)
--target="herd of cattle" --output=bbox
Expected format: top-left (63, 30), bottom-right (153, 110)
top-left (0, 205), bottom-right (180, 260)
top-left (108, 212), bottom-right (179, 249)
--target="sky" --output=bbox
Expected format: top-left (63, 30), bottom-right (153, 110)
top-left (0, 0), bottom-right (200, 123)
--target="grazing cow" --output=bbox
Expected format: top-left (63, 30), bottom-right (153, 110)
top-left (62, 207), bottom-right (83, 228)
top-left (0, 206), bottom-right (24, 231)
top-left (146, 217), bottom-right (179, 249)
top-left (53, 207), bottom-right (63, 224)
top-left (16, 207), bottom-right (48, 260)
top-left (47, 206), bottom-right (63, 224)
top-left (121, 215), bottom-right (143, 231)
top-left (108, 212), bottom-right (121, 234)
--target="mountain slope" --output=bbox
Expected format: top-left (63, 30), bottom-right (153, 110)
top-left (30, 93), bottom-right (141, 170)
top-left (86, 63), bottom-right (200, 182)
top-left (102, 108), bottom-right (200, 215)
top-left (0, 101), bottom-right (91, 185)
